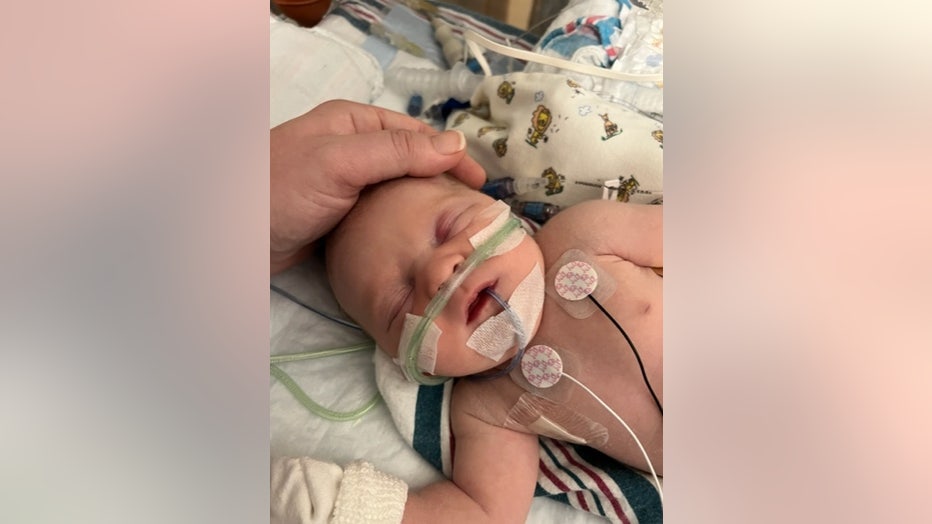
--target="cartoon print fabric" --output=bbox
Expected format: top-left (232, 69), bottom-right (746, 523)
top-left (447, 71), bottom-right (663, 209)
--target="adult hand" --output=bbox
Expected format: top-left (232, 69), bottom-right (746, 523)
top-left (271, 99), bottom-right (486, 274)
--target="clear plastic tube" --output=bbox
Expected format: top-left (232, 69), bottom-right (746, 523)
top-left (385, 61), bottom-right (482, 103)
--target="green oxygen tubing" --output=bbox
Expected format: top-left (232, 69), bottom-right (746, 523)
top-left (270, 338), bottom-right (382, 421)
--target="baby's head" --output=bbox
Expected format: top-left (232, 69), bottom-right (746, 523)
top-left (325, 174), bottom-right (544, 378)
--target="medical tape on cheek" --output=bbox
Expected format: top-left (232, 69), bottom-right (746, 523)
top-left (467, 262), bottom-right (544, 361)
top-left (397, 313), bottom-right (441, 377)
top-left (398, 214), bottom-right (523, 385)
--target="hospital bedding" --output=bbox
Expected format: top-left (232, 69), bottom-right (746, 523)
top-left (270, 2), bottom-right (662, 522)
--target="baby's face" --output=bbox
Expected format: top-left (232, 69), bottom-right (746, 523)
top-left (327, 176), bottom-right (544, 377)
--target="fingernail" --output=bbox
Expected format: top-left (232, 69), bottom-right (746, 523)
top-left (431, 130), bottom-right (465, 155)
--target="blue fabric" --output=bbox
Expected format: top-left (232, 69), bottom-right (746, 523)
top-left (537, 16), bottom-right (624, 68)
top-left (413, 383), bottom-right (446, 472)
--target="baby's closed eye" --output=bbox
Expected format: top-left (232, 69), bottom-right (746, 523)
top-left (435, 209), bottom-right (457, 245)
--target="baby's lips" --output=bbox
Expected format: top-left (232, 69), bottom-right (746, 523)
top-left (465, 288), bottom-right (489, 324)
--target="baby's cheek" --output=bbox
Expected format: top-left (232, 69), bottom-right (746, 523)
top-left (379, 322), bottom-right (406, 359)
top-left (438, 328), bottom-right (503, 376)
top-left (433, 325), bottom-right (472, 373)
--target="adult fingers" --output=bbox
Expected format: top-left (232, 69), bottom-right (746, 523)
top-left (301, 99), bottom-right (437, 136)
top-left (317, 128), bottom-right (485, 190)
top-left (349, 105), bottom-right (486, 187)
top-left (444, 153), bottom-right (486, 189)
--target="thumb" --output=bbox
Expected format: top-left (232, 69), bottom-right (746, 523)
top-left (323, 129), bottom-right (481, 188)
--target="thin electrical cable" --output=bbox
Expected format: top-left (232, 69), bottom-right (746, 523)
top-left (270, 363), bottom-right (382, 422)
top-left (562, 372), bottom-right (663, 503)
top-left (587, 294), bottom-right (663, 415)
top-left (271, 284), bottom-right (362, 331)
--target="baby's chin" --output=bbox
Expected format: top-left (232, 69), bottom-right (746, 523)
top-left (431, 343), bottom-right (520, 378)
top-left (431, 309), bottom-right (544, 377)
top-left (389, 310), bottom-right (543, 377)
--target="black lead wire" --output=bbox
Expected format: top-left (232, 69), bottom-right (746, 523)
top-left (587, 294), bottom-right (663, 416)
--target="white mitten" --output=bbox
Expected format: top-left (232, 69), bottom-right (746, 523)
top-left (270, 457), bottom-right (408, 524)
top-left (331, 461), bottom-right (408, 524)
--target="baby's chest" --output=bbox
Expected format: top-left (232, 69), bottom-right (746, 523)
top-left (523, 252), bottom-right (662, 410)
top-left (533, 253), bottom-right (659, 355)
top-left (457, 252), bottom-right (661, 449)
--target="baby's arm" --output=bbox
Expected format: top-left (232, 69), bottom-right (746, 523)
top-left (403, 382), bottom-right (540, 523)
top-left (537, 199), bottom-right (662, 269)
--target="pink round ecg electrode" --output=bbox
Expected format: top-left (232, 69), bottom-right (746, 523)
top-left (521, 344), bottom-right (563, 388)
top-left (554, 260), bottom-right (598, 301)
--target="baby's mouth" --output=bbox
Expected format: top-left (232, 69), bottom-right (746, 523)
top-left (466, 283), bottom-right (499, 324)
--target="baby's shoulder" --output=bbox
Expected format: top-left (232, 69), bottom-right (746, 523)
top-left (451, 376), bottom-right (524, 426)
top-left (533, 200), bottom-right (615, 259)
top-left (533, 200), bottom-right (660, 262)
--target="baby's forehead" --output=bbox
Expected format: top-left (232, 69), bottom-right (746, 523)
top-left (357, 176), bottom-right (463, 219)
top-left (379, 174), bottom-right (463, 197)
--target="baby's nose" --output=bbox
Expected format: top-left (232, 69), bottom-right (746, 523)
top-left (423, 253), bottom-right (462, 298)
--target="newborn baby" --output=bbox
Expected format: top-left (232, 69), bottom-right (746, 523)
top-left (325, 174), bottom-right (662, 522)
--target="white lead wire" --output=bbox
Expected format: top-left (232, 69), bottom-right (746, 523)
top-left (562, 372), bottom-right (663, 503)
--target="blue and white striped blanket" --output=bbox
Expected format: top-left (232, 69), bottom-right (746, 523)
top-left (374, 350), bottom-right (663, 523)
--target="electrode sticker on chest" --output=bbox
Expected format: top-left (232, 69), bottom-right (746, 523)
top-left (520, 344), bottom-right (563, 388)
top-left (554, 260), bottom-right (599, 301)
top-left (545, 249), bottom-right (617, 319)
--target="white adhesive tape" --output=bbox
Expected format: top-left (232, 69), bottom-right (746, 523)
top-left (468, 200), bottom-right (525, 257)
top-left (398, 313), bottom-right (442, 376)
top-left (467, 263), bottom-right (544, 361)
top-left (467, 314), bottom-right (514, 361)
